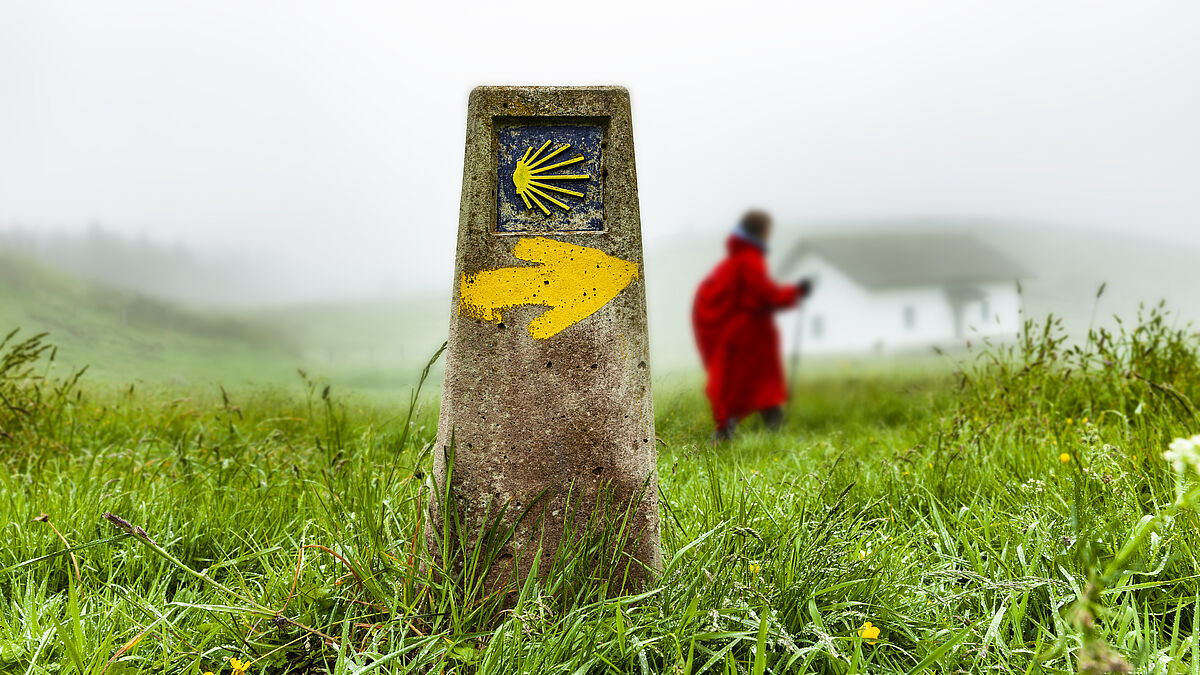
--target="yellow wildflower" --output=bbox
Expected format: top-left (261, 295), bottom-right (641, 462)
top-left (229, 658), bottom-right (249, 674)
top-left (749, 563), bottom-right (761, 574)
top-left (858, 621), bottom-right (880, 644)
top-left (1059, 453), bottom-right (1071, 463)
top-left (1066, 417), bottom-right (1074, 425)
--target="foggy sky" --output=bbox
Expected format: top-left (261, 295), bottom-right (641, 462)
top-left (2, 1), bottom-right (1198, 301)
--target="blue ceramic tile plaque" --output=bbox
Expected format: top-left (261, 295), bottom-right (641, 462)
top-left (496, 123), bottom-right (604, 234)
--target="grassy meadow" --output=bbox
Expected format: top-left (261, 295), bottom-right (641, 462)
top-left (2, 298), bottom-right (1200, 674)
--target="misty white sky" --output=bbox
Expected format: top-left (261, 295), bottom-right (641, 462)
top-left (2, 1), bottom-right (1198, 300)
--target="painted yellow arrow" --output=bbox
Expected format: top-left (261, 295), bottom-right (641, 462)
top-left (459, 237), bottom-right (638, 340)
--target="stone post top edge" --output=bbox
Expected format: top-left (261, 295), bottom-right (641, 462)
top-left (470, 85), bottom-right (629, 95)
top-left (468, 86), bottom-right (631, 110)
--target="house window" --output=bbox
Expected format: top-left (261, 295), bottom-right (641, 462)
top-left (903, 305), bottom-right (916, 331)
top-left (810, 315), bottom-right (824, 340)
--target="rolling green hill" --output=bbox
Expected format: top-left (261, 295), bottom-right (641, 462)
top-left (0, 249), bottom-right (450, 395)
top-left (0, 249), bottom-right (299, 387)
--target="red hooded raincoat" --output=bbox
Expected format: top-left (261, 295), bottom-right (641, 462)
top-left (692, 236), bottom-right (803, 428)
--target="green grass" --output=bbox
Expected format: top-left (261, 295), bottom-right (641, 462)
top-left (2, 304), bottom-right (1200, 674)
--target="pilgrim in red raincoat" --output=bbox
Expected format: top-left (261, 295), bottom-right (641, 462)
top-left (692, 228), bottom-right (806, 432)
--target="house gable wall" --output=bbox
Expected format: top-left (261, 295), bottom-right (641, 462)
top-left (785, 253), bottom-right (1021, 355)
top-left (782, 254), bottom-right (880, 354)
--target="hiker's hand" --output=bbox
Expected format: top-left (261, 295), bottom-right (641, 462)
top-left (797, 277), bottom-right (815, 296)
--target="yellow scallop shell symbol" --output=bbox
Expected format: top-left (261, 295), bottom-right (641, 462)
top-left (512, 140), bottom-right (590, 214)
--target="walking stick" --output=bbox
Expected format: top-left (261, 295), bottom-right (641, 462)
top-left (788, 305), bottom-right (804, 402)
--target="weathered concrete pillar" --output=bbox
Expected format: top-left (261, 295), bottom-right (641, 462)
top-left (429, 86), bottom-right (660, 595)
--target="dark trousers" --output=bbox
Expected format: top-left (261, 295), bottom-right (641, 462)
top-left (714, 405), bottom-right (784, 441)
top-left (759, 405), bottom-right (784, 430)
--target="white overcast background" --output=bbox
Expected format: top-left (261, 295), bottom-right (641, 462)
top-left (2, 1), bottom-right (1198, 301)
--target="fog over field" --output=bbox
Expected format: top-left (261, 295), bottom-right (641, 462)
top-left (2, 0), bottom-right (1199, 374)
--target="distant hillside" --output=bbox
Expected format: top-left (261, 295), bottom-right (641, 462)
top-left (0, 225), bottom-right (286, 306)
top-left (0, 248), bottom-right (450, 392)
top-left (971, 222), bottom-right (1200, 334)
top-left (0, 249), bottom-right (297, 386)
top-left (257, 297), bottom-right (449, 391)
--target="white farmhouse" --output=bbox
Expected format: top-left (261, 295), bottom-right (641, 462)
top-left (779, 232), bottom-right (1026, 355)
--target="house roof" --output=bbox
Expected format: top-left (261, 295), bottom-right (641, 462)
top-left (783, 232), bottom-right (1027, 289)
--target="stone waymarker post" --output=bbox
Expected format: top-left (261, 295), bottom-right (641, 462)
top-left (430, 86), bottom-right (660, 593)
